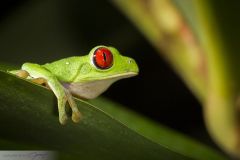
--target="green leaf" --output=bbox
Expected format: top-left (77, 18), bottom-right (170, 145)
top-left (0, 70), bottom-right (226, 160)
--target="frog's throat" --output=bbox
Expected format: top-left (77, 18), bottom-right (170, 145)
top-left (62, 72), bottom-right (137, 99)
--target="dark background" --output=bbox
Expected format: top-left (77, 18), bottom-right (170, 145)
top-left (0, 0), bottom-right (219, 150)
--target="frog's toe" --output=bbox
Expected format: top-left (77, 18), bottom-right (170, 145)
top-left (9, 70), bottom-right (29, 78)
top-left (72, 110), bottom-right (82, 123)
top-left (59, 114), bottom-right (68, 125)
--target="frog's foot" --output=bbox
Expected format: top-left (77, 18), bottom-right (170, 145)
top-left (70, 101), bottom-right (82, 123)
top-left (64, 89), bottom-right (82, 123)
top-left (9, 70), bottom-right (29, 78)
top-left (31, 78), bottom-right (50, 88)
top-left (17, 70), bottom-right (29, 78)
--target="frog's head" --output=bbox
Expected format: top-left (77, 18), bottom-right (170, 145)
top-left (76, 45), bottom-right (139, 83)
top-left (67, 45), bottom-right (139, 99)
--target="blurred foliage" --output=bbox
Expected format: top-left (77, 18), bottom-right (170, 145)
top-left (113, 0), bottom-right (240, 158)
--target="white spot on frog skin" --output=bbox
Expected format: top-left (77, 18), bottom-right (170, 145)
top-left (66, 62), bottom-right (70, 65)
top-left (128, 59), bottom-right (132, 64)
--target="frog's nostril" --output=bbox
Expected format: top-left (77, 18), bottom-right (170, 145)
top-left (128, 59), bottom-right (135, 64)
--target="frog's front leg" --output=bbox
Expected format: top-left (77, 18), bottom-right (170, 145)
top-left (9, 70), bottom-right (47, 86)
top-left (20, 63), bottom-right (81, 125)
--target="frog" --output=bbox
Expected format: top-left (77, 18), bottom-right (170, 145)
top-left (9, 45), bottom-right (139, 125)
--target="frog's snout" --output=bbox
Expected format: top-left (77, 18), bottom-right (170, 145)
top-left (125, 57), bottom-right (139, 74)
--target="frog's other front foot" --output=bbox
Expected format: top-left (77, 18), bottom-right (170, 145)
top-left (72, 110), bottom-right (82, 123)
top-left (64, 89), bottom-right (82, 123)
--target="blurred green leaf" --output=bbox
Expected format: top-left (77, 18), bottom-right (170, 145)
top-left (112, 0), bottom-right (240, 157)
top-left (0, 70), bottom-right (226, 159)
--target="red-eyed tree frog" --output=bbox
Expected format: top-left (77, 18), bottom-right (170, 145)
top-left (9, 46), bottom-right (139, 125)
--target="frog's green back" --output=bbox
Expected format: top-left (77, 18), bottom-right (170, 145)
top-left (43, 56), bottom-right (84, 82)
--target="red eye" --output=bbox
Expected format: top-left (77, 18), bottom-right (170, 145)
top-left (93, 47), bottom-right (113, 69)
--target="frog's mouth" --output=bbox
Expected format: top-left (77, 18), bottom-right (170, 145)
top-left (77, 71), bottom-right (138, 83)
top-left (100, 72), bottom-right (138, 80)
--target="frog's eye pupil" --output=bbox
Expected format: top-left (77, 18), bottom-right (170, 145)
top-left (103, 52), bottom-right (107, 61)
top-left (93, 47), bottom-right (113, 69)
